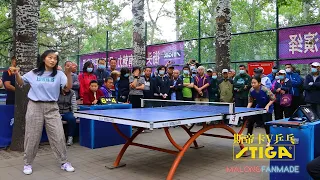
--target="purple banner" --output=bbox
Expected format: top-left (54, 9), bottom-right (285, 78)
top-left (79, 52), bottom-right (106, 71)
top-left (146, 42), bottom-right (185, 70)
top-left (107, 49), bottom-right (134, 69)
top-left (280, 59), bottom-right (320, 65)
top-left (79, 42), bottom-right (185, 72)
top-left (279, 25), bottom-right (320, 60)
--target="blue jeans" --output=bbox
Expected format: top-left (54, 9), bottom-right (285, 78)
top-left (61, 112), bottom-right (77, 137)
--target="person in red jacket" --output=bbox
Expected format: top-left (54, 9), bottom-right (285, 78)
top-left (78, 61), bottom-right (97, 103)
top-left (83, 80), bottom-right (104, 105)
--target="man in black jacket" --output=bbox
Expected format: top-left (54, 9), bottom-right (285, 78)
top-left (304, 62), bottom-right (320, 117)
top-left (169, 70), bottom-right (183, 101)
top-left (154, 65), bottom-right (170, 106)
top-left (143, 67), bottom-right (155, 107)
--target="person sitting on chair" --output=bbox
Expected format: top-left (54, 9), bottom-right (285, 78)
top-left (58, 88), bottom-right (77, 146)
top-left (100, 77), bottom-right (114, 98)
top-left (83, 80), bottom-right (104, 105)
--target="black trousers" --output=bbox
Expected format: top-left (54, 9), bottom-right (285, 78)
top-left (6, 99), bottom-right (14, 105)
top-left (291, 96), bottom-right (301, 116)
top-left (235, 97), bottom-right (248, 107)
top-left (274, 102), bottom-right (291, 120)
top-left (307, 156), bottom-right (320, 180)
top-left (129, 95), bottom-right (143, 108)
top-left (247, 113), bottom-right (272, 135)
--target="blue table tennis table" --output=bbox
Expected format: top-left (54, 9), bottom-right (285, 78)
top-left (74, 103), bottom-right (266, 180)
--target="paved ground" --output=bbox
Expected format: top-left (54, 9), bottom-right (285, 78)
top-left (0, 127), bottom-right (269, 180)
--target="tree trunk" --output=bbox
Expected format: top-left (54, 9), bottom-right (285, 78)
top-left (175, 0), bottom-right (180, 40)
top-left (10, 0), bottom-right (40, 151)
top-left (215, 0), bottom-right (231, 76)
top-left (132, 0), bottom-right (146, 67)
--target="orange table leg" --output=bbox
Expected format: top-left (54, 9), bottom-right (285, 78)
top-left (166, 125), bottom-right (215, 180)
top-left (164, 127), bottom-right (183, 151)
top-left (107, 127), bottom-right (144, 169)
top-left (180, 125), bottom-right (203, 149)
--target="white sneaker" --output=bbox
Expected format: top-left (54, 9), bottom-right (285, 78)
top-left (23, 165), bottom-right (32, 175)
top-left (61, 162), bottom-right (75, 172)
top-left (67, 136), bottom-right (73, 146)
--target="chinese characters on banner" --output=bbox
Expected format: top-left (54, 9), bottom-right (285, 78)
top-left (107, 49), bottom-right (134, 69)
top-left (279, 25), bottom-right (320, 65)
top-left (146, 42), bottom-right (185, 70)
top-left (79, 52), bottom-right (106, 71)
top-left (79, 42), bottom-right (185, 71)
top-left (248, 62), bottom-right (274, 77)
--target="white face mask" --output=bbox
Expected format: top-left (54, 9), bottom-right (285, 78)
top-left (286, 68), bottom-right (292, 73)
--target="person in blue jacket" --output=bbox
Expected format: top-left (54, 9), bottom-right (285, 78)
top-left (247, 75), bottom-right (276, 146)
top-left (267, 66), bottom-right (278, 83)
top-left (304, 62), bottom-right (320, 117)
top-left (272, 70), bottom-right (293, 120)
top-left (285, 64), bottom-right (302, 115)
top-left (94, 59), bottom-right (110, 87)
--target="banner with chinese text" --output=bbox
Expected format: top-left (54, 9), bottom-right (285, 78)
top-left (146, 42), bottom-right (185, 70)
top-left (107, 49), bottom-right (134, 69)
top-left (79, 42), bottom-right (185, 72)
top-left (79, 52), bottom-right (106, 71)
top-left (279, 25), bottom-right (320, 64)
top-left (248, 62), bottom-right (274, 77)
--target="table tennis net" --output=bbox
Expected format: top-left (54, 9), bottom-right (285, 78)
top-left (141, 99), bottom-right (235, 114)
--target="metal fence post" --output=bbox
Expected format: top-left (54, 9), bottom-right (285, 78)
top-left (198, 10), bottom-right (201, 64)
top-left (276, 0), bottom-right (280, 68)
top-left (106, 31), bottom-right (109, 66)
top-left (77, 37), bottom-right (80, 71)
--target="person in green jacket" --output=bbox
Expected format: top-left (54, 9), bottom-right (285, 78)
top-left (209, 70), bottom-right (219, 102)
top-left (233, 65), bottom-right (251, 107)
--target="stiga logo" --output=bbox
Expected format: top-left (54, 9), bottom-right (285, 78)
top-left (233, 133), bottom-right (296, 161)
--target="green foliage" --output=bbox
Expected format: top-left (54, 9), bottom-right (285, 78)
top-left (2, 0), bottom-right (320, 68)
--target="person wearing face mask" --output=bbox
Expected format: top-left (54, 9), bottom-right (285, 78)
top-left (143, 67), bottom-right (155, 107)
top-left (208, 71), bottom-right (219, 102)
top-left (181, 65), bottom-right (194, 101)
top-left (285, 64), bottom-right (302, 114)
top-left (218, 69), bottom-right (233, 103)
top-left (94, 59), bottom-right (110, 87)
top-left (206, 69), bottom-right (213, 80)
top-left (129, 66), bottom-right (145, 108)
top-left (271, 72), bottom-right (280, 92)
top-left (154, 65), bottom-right (170, 101)
top-left (304, 62), bottom-right (320, 117)
top-left (233, 65), bottom-right (251, 107)
top-left (267, 66), bottom-right (278, 83)
top-left (78, 61), bottom-right (97, 103)
top-left (272, 70), bottom-right (293, 120)
top-left (118, 67), bottom-right (130, 103)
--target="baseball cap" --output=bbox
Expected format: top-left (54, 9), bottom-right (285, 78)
top-left (279, 70), bottom-right (286, 74)
top-left (168, 65), bottom-right (174, 69)
top-left (311, 62), bottom-right (320, 67)
top-left (222, 69), bottom-right (228, 73)
top-left (207, 68), bottom-right (213, 72)
top-left (230, 69), bottom-right (235, 73)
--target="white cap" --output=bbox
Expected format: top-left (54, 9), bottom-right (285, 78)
top-left (230, 69), bottom-right (235, 73)
top-left (311, 62), bottom-right (320, 67)
top-left (207, 68), bottom-right (213, 72)
top-left (279, 70), bottom-right (286, 74)
top-left (222, 69), bottom-right (228, 73)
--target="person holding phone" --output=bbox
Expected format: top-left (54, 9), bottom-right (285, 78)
top-left (129, 66), bottom-right (145, 108)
